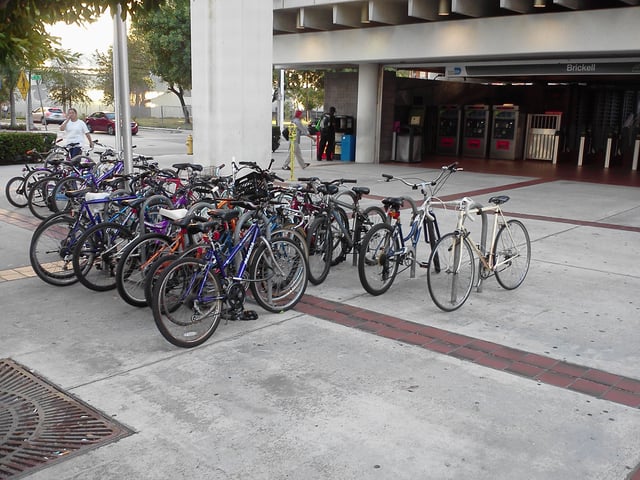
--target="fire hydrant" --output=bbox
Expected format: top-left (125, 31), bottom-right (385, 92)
top-left (186, 134), bottom-right (193, 155)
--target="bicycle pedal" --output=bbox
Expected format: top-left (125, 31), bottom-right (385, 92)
top-left (418, 261), bottom-right (429, 268)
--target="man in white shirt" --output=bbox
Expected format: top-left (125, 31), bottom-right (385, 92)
top-left (60, 107), bottom-right (93, 158)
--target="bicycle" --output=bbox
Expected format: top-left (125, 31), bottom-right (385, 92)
top-left (150, 199), bottom-right (308, 348)
top-left (302, 177), bottom-right (386, 285)
top-left (29, 189), bottom-right (138, 286)
top-left (426, 195), bottom-right (531, 311)
top-left (357, 163), bottom-right (460, 296)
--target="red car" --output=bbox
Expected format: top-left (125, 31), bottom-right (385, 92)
top-left (85, 111), bottom-right (138, 135)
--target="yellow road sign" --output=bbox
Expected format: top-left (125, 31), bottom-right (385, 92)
top-left (17, 70), bottom-right (29, 99)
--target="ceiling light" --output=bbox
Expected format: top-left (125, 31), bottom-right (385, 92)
top-left (438, 0), bottom-right (451, 16)
top-left (534, 0), bottom-right (546, 7)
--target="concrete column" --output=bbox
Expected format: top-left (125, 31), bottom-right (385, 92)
top-left (191, 0), bottom-right (273, 172)
top-left (355, 63), bottom-right (381, 164)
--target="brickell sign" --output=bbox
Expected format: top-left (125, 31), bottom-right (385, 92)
top-left (566, 63), bottom-right (596, 72)
top-left (460, 62), bottom-right (640, 77)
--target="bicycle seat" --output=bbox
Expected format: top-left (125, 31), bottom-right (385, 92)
top-left (207, 208), bottom-right (240, 222)
top-left (382, 197), bottom-right (404, 209)
top-left (173, 163), bottom-right (203, 172)
top-left (488, 195), bottom-right (510, 205)
top-left (352, 186), bottom-right (370, 196)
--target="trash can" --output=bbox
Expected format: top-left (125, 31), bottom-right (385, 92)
top-left (341, 134), bottom-right (355, 161)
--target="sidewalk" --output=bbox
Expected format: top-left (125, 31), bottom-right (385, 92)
top-left (1, 158), bottom-right (640, 480)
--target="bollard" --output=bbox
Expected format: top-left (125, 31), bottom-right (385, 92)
top-left (288, 124), bottom-right (296, 180)
top-left (186, 134), bottom-right (193, 155)
top-left (604, 133), bottom-right (613, 168)
top-left (577, 133), bottom-right (586, 166)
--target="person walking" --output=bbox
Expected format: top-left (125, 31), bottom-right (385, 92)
top-left (60, 107), bottom-right (93, 158)
top-left (282, 110), bottom-right (312, 170)
top-left (317, 106), bottom-right (336, 161)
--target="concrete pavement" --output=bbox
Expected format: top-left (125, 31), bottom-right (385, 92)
top-left (1, 145), bottom-right (640, 479)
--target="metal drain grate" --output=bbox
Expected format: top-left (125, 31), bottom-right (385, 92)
top-left (0, 358), bottom-right (133, 479)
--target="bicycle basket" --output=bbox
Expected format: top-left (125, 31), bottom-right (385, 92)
top-left (234, 171), bottom-right (270, 200)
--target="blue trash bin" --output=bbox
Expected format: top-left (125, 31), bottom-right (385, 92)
top-left (341, 134), bottom-right (355, 161)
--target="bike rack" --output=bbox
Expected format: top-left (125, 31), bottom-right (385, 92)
top-left (468, 200), bottom-right (488, 293)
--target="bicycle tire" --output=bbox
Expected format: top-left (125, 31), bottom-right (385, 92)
top-left (115, 233), bottom-right (172, 307)
top-left (306, 215), bottom-right (333, 285)
top-left (151, 257), bottom-right (223, 348)
top-left (494, 219), bottom-right (531, 290)
top-left (249, 236), bottom-right (308, 313)
top-left (357, 222), bottom-right (400, 296)
top-left (272, 226), bottom-right (308, 257)
top-left (144, 253), bottom-right (180, 307)
top-left (72, 222), bottom-right (135, 291)
top-left (51, 176), bottom-right (90, 214)
top-left (27, 175), bottom-right (58, 219)
top-left (29, 214), bottom-right (84, 286)
top-left (143, 244), bottom-right (210, 306)
top-left (329, 206), bottom-right (351, 266)
top-left (22, 168), bottom-right (53, 199)
top-left (427, 232), bottom-right (475, 312)
top-left (5, 176), bottom-right (28, 208)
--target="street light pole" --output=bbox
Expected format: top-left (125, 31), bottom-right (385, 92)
top-left (113, 4), bottom-right (133, 174)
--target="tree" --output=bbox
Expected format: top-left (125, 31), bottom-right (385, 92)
top-left (284, 70), bottom-right (324, 120)
top-left (36, 51), bottom-right (92, 111)
top-left (0, 1), bottom-right (165, 66)
top-left (133, 0), bottom-right (192, 124)
top-left (93, 34), bottom-right (154, 108)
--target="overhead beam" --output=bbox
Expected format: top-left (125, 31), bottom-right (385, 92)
top-left (453, 0), bottom-right (501, 17)
top-left (274, 10), bottom-right (297, 32)
top-left (297, 7), bottom-right (333, 30)
top-left (408, 0), bottom-right (440, 20)
top-left (333, 4), bottom-right (362, 28)
top-left (367, 0), bottom-right (411, 24)
top-left (500, 0), bottom-right (536, 13)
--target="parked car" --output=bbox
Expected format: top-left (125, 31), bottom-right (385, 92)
top-left (84, 111), bottom-right (138, 135)
top-left (32, 107), bottom-right (65, 125)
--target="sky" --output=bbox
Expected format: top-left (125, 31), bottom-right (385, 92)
top-left (46, 13), bottom-right (117, 63)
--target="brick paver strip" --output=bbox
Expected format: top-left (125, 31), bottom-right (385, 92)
top-left (297, 295), bottom-right (640, 410)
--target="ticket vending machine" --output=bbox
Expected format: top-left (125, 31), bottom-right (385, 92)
top-left (462, 105), bottom-right (490, 157)
top-left (394, 107), bottom-right (424, 162)
top-left (435, 105), bottom-right (461, 156)
top-left (490, 105), bottom-right (522, 160)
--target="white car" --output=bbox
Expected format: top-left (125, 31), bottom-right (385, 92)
top-left (32, 107), bottom-right (65, 125)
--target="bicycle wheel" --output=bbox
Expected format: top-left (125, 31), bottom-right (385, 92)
top-left (29, 214), bottom-right (85, 286)
top-left (143, 244), bottom-right (210, 306)
top-left (272, 226), bottom-right (308, 257)
top-left (144, 253), bottom-right (179, 307)
top-left (494, 219), bottom-right (531, 290)
top-left (358, 222), bottom-right (400, 296)
top-left (427, 232), bottom-right (475, 312)
top-left (249, 237), bottom-right (308, 313)
top-left (5, 176), bottom-right (29, 208)
top-left (27, 176), bottom-right (58, 219)
top-left (51, 176), bottom-right (89, 214)
top-left (151, 257), bottom-right (223, 348)
top-left (329, 206), bottom-right (351, 266)
top-left (306, 215), bottom-right (333, 285)
top-left (72, 222), bottom-right (135, 291)
top-left (115, 233), bottom-right (171, 307)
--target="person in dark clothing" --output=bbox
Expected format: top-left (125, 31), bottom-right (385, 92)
top-left (317, 106), bottom-right (336, 161)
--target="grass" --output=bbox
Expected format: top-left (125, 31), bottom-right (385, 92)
top-left (134, 117), bottom-right (193, 130)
